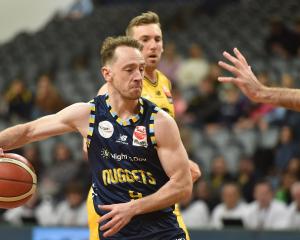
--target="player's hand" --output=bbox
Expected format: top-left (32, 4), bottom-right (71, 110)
top-left (0, 148), bottom-right (4, 157)
top-left (218, 48), bottom-right (265, 102)
top-left (189, 160), bottom-right (201, 182)
top-left (98, 201), bottom-right (136, 237)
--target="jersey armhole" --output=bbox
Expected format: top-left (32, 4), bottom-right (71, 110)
top-left (86, 99), bottom-right (96, 149)
top-left (149, 106), bottom-right (160, 147)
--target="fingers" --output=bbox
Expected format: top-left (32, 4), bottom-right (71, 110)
top-left (103, 221), bottom-right (124, 238)
top-left (218, 77), bottom-right (235, 83)
top-left (100, 215), bottom-right (119, 231)
top-left (218, 61), bottom-right (239, 76)
top-left (98, 204), bottom-right (114, 211)
top-left (98, 209), bottom-right (114, 224)
top-left (233, 48), bottom-right (248, 66)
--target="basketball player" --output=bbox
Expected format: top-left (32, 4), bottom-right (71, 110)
top-left (218, 48), bottom-right (300, 111)
top-left (0, 36), bottom-right (192, 239)
top-left (86, 11), bottom-right (200, 240)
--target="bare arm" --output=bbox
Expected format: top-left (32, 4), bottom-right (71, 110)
top-left (133, 110), bottom-right (192, 212)
top-left (0, 103), bottom-right (90, 151)
top-left (218, 48), bottom-right (300, 111)
top-left (99, 111), bottom-right (192, 237)
top-left (82, 84), bottom-right (108, 158)
top-left (189, 159), bottom-right (201, 182)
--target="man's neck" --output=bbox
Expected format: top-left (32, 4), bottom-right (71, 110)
top-left (107, 88), bottom-right (139, 119)
top-left (145, 67), bottom-right (157, 84)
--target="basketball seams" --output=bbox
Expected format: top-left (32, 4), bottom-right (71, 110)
top-left (0, 158), bottom-right (37, 184)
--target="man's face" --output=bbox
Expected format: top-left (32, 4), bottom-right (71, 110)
top-left (131, 24), bottom-right (163, 69)
top-left (104, 46), bottom-right (145, 100)
top-left (254, 184), bottom-right (273, 208)
top-left (222, 185), bottom-right (240, 209)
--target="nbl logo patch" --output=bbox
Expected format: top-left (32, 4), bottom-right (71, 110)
top-left (132, 126), bottom-right (148, 148)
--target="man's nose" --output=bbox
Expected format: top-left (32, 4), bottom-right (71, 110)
top-left (149, 39), bottom-right (157, 49)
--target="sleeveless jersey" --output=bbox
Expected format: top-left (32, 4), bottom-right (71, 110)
top-left (142, 70), bottom-right (174, 118)
top-left (86, 94), bottom-right (185, 240)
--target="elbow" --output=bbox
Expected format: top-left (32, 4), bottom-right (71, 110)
top-left (177, 179), bottom-right (193, 202)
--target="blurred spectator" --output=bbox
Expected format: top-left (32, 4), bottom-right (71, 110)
top-left (33, 74), bottom-right (67, 118)
top-left (180, 181), bottom-right (210, 229)
top-left (209, 156), bottom-right (236, 208)
top-left (40, 142), bottom-right (80, 199)
top-left (53, 182), bottom-right (87, 226)
top-left (158, 42), bottom-right (181, 83)
top-left (22, 144), bottom-right (45, 179)
top-left (286, 157), bottom-right (300, 180)
top-left (274, 126), bottom-right (298, 173)
top-left (194, 179), bottom-right (214, 211)
top-left (176, 43), bottom-right (209, 92)
top-left (4, 79), bottom-right (33, 122)
top-left (3, 193), bottom-right (55, 226)
top-left (245, 180), bottom-right (288, 230)
top-left (186, 77), bottom-right (221, 128)
top-left (236, 157), bottom-right (257, 203)
top-left (219, 85), bottom-right (246, 128)
top-left (211, 183), bottom-right (248, 229)
top-left (286, 182), bottom-right (300, 229)
top-left (265, 17), bottom-right (299, 58)
top-left (275, 171), bottom-right (297, 204)
top-left (171, 84), bottom-right (188, 122)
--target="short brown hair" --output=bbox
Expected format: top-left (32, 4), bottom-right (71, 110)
top-left (126, 11), bottom-right (161, 36)
top-left (100, 36), bottom-right (143, 65)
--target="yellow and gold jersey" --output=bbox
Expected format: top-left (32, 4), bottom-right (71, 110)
top-left (142, 70), bottom-right (175, 118)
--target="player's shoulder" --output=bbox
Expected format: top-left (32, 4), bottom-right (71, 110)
top-left (156, 70), bottom-right (170, 83)
top-left (154, 107), bottom-right (175, 127)
top-left (156, 70), bottom-right (172, 90)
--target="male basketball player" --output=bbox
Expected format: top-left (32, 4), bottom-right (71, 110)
top-left (86, 11), bottom-right (200, 240)
top-left (218, 48), bottom-right (300, 111)
top-left (0, 36), bottom-right (192, 239)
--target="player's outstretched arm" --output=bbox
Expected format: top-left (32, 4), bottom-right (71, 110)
top-left (0, 103), bottom-right (90, 151)
top-left (98, 111), bottom-right (192, 237)
top-left (218, 48), bottom-right (300, 111)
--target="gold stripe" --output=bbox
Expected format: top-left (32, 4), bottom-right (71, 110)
top-left (0, 158), bottom-right (37, 202)
top-left (173, 203), bottom-right (190, 240)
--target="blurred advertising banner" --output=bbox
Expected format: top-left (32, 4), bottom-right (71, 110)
top-left (33, 227), bottom-right (89, 240)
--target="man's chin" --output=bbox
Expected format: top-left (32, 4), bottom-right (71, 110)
top-left (146, 59), bottom-right (159, 68)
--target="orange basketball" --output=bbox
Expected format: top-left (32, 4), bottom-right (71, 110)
top-left (0, 153), bottom-right (37, 209)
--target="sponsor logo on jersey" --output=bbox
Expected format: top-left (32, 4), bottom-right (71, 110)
top-left (163, 85), bottom-right (173, 103)
top-left (100, 148), bottom-right (147, 162)
top-left (116, 134), bottom-right (128, 145)
top-left (98, 121), bottom-right (114, 138)
top-left (133, 126), bottom-right (148, 147)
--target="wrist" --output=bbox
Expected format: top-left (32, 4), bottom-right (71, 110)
top-left (129, 199), bottom-right (142, 216)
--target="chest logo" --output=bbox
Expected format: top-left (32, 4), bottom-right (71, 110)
top-left (116, 134), bottom-right (128, 145)
top-left (98, 121), bottom-right (114, 138)
top-left (133, 126), bottom-right (148, 148)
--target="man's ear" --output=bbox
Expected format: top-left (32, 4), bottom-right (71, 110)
top-left (101, 66), bottom-right (112, 82)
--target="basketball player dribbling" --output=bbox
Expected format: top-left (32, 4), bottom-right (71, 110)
top-left (85, 11), bottom-right (201, 240)
top-left (0, 36), bottom-right (193, 239)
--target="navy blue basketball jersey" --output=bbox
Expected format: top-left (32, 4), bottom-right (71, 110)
top-left (86, 94), bottom-right (186, 240)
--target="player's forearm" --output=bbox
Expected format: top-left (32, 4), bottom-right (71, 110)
top-left (131, 176), bottom-right (192, 216)
top-left (258, 87), bottom-right (300, 111)
top-left (0, 123), bottom-right (32, 151)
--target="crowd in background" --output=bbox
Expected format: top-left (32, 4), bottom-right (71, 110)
top-left (1, 0), bottom-right (300, 231)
